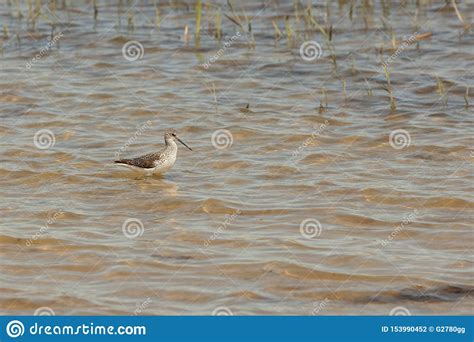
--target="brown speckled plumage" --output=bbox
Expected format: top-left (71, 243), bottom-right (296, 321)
top-left (114, 152), bottom-right (163, 169)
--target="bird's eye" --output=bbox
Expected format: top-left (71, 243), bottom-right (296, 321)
top-left (172, 133), bottom-right (176, 136)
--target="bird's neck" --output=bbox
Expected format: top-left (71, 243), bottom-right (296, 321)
top-left (165, 138), bottom-right (178, 150)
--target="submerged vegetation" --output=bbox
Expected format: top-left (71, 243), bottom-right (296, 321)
top-left (1, 0), bottom-right (472, 112)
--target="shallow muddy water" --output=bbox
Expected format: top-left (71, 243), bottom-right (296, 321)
top-left (0, 0), bottom-right (473, 315)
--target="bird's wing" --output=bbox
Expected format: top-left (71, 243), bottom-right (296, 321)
top-left (115, 152), bottom-right (161, 169)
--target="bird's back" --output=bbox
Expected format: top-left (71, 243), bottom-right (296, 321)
top-left (114, 144), bottom-right (176, 171)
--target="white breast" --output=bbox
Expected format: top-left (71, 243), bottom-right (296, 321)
top-left (153, 148), bottom-right (177, 173)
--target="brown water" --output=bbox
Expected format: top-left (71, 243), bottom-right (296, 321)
top-left (1, 0), bottom-right (473, 315)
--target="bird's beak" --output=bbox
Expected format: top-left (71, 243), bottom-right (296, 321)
top-left (176, 136), bottom-right (192, 151)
